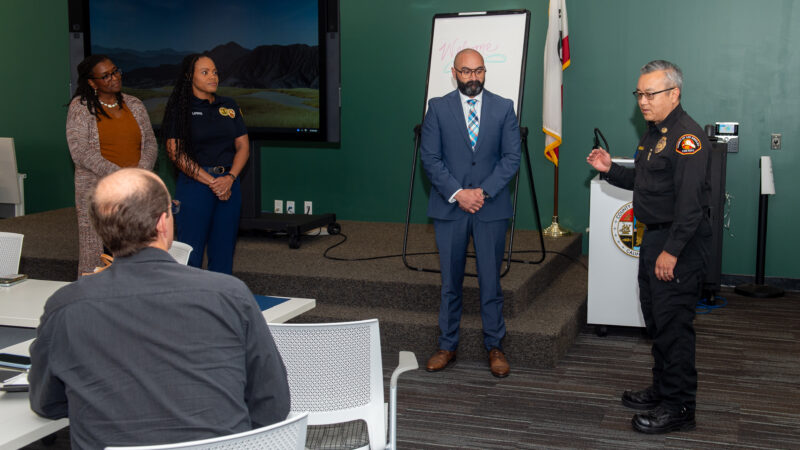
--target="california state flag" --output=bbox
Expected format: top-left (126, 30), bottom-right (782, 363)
top-left (543, 0), bottom-right (570, 166)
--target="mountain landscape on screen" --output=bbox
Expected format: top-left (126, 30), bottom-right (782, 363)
top-left (96, 42), bottom-right (320, 129)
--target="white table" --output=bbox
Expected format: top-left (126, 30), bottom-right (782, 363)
top-left (0, 292), bottom-right (315, 449)
top-left (0, 279), bottom-right (69, 328)
top-left (0, 340), bottom-right (69, 450)
top-left (0, 278), bottom-right (314, 328)
top-left (262, 297), bottom-right (315, 324)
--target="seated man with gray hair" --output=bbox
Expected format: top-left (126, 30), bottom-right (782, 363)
top-left (29, 168), bottom-right (290, 449)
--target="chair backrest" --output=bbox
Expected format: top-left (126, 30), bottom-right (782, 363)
top-left (104, 411), bottom-right (308, 450)
top-left (0, 232), bottom-right (23, 275)
top-left (167, 241), bottom-right (193, 265)
top-left (269, 319), bottom-right (386, 449)
top-left (0, 138), bottom-right (21, 205)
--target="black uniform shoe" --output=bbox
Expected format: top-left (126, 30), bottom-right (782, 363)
top-left (632, 405), bottom-right (696, 434)
top-left (621, 385), bottom-right (662, 410)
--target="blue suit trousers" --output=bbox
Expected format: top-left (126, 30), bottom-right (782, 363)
top-left (434, 215), bottom-right (508, 352)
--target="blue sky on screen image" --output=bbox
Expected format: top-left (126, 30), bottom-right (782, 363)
top-left (91, 0), bottom-right (317, 52)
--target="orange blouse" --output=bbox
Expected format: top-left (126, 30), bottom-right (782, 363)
top-left (96, 106), bottom-right (142, 167)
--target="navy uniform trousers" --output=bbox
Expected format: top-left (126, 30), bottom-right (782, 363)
top-left (434, 215), bottom-right (508, 352)
top-left (638, 220), bottom-right (710, 410)
top-left (175, 171), bottom-right (241, 274)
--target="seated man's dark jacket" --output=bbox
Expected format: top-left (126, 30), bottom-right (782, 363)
top-left (28, 247), bottom-right (290, 449)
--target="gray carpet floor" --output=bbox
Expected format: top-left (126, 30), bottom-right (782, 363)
top-left (13, 287), bottom-right (800, 449)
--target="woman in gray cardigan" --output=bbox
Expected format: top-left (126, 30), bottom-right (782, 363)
top-left (66, 55), bottom-right (157, 276)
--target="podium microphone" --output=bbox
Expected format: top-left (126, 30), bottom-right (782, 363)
top-left (593, 128), bottom-right (609, 151)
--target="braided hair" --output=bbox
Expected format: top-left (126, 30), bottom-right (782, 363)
top-left (161, 53), bottom-right (204, 177)
top-left (71, 54), bottom-right (125, 120)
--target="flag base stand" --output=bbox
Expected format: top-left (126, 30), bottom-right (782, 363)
top-left (543, 216), bottom-right (571, 238)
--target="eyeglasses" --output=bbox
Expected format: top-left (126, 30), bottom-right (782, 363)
top-left (632, 87), bottom-right (675, 101)
top-left (170, 200), bottom-right (181, 215)
top-left (455, 67), bottom-right (486, 77)
top-left (92, 68), bottom-right (122, 83)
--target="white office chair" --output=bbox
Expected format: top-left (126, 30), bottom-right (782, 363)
top-left (167, 241), bottom-right (193, 265)
top-left (105, 411), bottom-right (308, 450)
top-left (0, 232), bottom-right (23, 275)
top-left (0, 137), bottom-right (26, 218)
top-left (269, 319), bottom-right (418, 450)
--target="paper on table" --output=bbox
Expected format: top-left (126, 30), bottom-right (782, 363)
top-left (2, 371), bottom-right (28, 386)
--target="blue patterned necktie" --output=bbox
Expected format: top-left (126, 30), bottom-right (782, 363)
top-left (467, 99), bottom-right (479, 149)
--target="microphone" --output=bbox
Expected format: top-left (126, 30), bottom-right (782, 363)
top-left (593, 128), bottom-right (609, 151)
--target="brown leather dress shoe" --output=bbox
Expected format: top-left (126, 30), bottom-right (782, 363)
top-left (488, 348), bottom-right (510, 378)
top-left (426, 349), bottom-right (456, 372)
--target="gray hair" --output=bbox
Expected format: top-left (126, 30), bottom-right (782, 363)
top-left (641, 60), bottom-right (683, 90)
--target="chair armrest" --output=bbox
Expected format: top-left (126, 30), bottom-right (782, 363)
top-left (388, 351), bottom-right (418, 450)
top-left (390, 351), bottom-right (418, 389)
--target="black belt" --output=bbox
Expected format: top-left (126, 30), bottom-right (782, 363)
top-left (202, 166), bottom-right (231, 175)
top-left (645, 222), bottom-right (672, 231)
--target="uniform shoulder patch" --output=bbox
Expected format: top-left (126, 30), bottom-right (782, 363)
top-left (676, 134), bottom-right (701, 155)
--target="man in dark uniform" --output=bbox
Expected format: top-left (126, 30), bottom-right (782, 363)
top-left (586, 60), bottom-right (711, 434)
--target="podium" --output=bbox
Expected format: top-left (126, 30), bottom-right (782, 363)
top-left (587, 169), bottom-right (645, 334)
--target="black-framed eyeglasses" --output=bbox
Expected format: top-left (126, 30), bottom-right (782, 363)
top-left (92, 68), bottom-right (122, 83)
top-left (170, 200), bottom-right (181, 215)
top-left (632, 87), bottom-right (675, 101)
top-left (455, 67), bottom-right (486, 77)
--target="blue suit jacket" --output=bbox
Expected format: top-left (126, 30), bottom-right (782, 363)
top-left (420, 89), bottom-right (521, 221)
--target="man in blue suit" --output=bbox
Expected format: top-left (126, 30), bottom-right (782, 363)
top-left (420, 48), bottom-right (521, 377)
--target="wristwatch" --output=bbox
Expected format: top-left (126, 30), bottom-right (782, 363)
top-left (226, 172), bottom-right (237, 180)
top-left (481, 189), bottom-right (489, 199)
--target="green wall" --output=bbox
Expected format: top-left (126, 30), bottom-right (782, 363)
top-left (0, 1), bottom-right (74, 212)
top-left (2, 0), bottom-right (798, 278)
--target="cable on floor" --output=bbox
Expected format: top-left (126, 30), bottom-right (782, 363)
top-left (321, 232), bottom-right (588, 271)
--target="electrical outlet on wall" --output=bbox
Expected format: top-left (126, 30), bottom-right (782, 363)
top-left (304, 201), bottom-right (313, 215)
top-left (286, 201), bottom-right (295, 214)
top-left (274, 200), bottom-right (283, 214)
top-left (771, 133), bottom-right (781, 150)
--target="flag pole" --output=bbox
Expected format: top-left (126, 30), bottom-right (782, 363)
top-left (543, 157), bottom-right (570, 237)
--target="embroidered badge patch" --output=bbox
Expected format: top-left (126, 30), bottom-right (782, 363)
top-left (218, 107), bottom-right (236, 118)
top-left (676, 134), bottom-right (701, 155)
top-left (655, 136), bottom-right (667, 153)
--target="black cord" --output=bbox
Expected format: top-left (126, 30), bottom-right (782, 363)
top-left (321, 232), bottom-right (588, 270)
top-left (594, 128), bottom-right (610, 151)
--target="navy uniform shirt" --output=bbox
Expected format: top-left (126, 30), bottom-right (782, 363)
top-left (605, 104), bottom-right (711, 257)
top-left (167, 95), bottom-right (247, 167)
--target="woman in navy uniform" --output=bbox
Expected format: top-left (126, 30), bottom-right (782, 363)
top-left (162, 54), bottom-right (249, 274)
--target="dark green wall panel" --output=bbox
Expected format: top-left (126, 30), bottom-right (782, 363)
top-left (2, 0), bottom-right (798, 278)
top-left (0, 1), bottom-right (74, 212)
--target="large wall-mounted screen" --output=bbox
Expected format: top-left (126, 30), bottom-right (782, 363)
top-left (78, 0), bottom-right (340, 142)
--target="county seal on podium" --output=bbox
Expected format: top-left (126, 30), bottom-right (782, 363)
top-left (611, 202), bottom-right (644, 258)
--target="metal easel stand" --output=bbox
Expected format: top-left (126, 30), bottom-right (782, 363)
top-left (401, 125), bottom-right (546, 278)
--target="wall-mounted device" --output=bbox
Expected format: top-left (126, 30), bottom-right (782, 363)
top-left (714, 122), bottom-right (739, 153)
